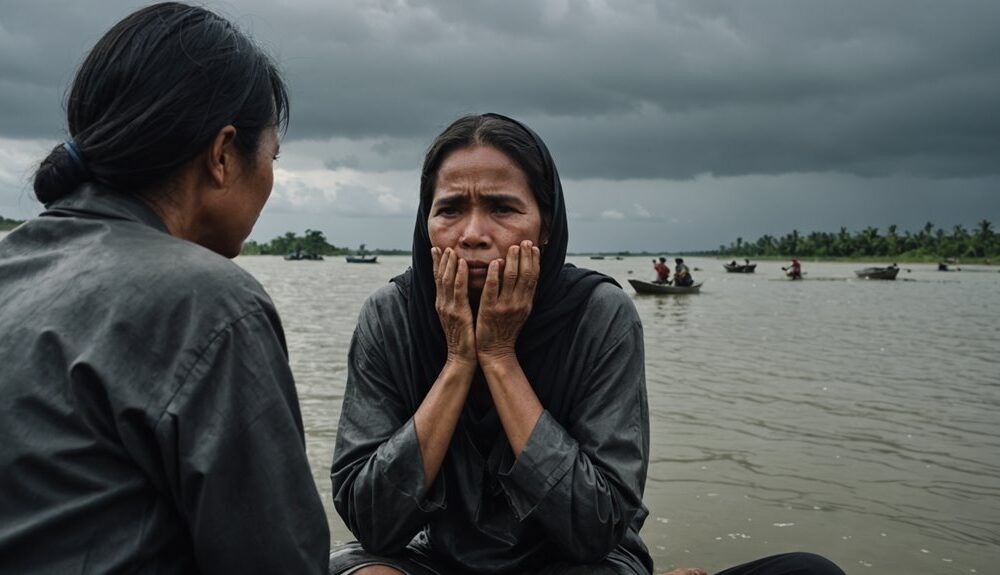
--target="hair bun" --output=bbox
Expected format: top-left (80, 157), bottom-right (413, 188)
top-left (33, 142), bottom-right (92, 204)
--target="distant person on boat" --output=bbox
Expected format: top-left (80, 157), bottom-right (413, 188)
top-left (674, 257), bottom-right (695, 287)
top-left (785, 258), bottom-right (803, 279)
top-left (330, 114), bottom-right (842, 575)
top-left (653, 256), bottom-right (671, 283)
top-left (0, 4), bottom-right (328, 573)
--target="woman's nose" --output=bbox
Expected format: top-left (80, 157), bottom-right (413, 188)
top-left (459, 211), bottom-right (490, 249)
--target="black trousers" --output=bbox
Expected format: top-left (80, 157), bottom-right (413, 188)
top-left (715, 552), bottom-right (844, 575)
top-left (330, 547), bottom-right (843, 575)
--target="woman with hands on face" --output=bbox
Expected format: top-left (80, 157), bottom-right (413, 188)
top-left (331, 113), bottom-right (655, 575)
top-left (329, 115), bottom-right (843, 575)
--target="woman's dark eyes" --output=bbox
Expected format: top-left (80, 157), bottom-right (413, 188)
top-left (492, 205), bottom-right (515, 214)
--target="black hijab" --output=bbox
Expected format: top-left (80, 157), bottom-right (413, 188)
top-left (392, 114), bottom-right (619, 406)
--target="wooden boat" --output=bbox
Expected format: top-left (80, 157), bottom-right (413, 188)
top-left (855, 266), bottom-right (899, 280)
top-left (628, 279), bottom-right (703, 294)
top-left (346, 244), bottom-right (378, 264)
top-left (589, 255), bottom-right (605, 260)
top-left (284, 251), bottom-right (323, 261)
top-left (723, 263), bottom-right (756, 273)
top-left (345, 254), bottom-right (378, 264)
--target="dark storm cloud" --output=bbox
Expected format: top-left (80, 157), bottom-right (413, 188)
top-left (1, 0), bottom-right (998, 180)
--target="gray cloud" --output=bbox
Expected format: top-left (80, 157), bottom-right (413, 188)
top-left (2, 0), bottom-right (998, 180)
top-left (2, 0), bottom-right (999, 250)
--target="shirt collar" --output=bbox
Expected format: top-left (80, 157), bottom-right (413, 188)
top-left (41, 183), bottom-right (170, 234)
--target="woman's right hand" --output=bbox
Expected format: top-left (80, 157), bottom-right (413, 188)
top-left (432, 247), bottom-right (477, 369)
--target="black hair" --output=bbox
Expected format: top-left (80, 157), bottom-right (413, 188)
top-left (33, 2), bottom-right (289, 204)
top-left (419, 114), bottom-right (552, 234)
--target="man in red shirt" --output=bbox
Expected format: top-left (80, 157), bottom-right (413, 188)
top-left (653, 256), bottom-right (671, 283)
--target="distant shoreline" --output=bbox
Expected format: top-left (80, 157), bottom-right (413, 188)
top-left (236, 251), bottom-right (997, 266)
top-left (708, 254), bottom-right (996, 265)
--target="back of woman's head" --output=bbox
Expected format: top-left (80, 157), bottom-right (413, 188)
top-left (420, 114), bottom-right (553, 231)
top-left (34, 2), bottom-right (288, 204)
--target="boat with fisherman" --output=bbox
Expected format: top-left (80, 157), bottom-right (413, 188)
top-left (855, 264), bottom-right (900, 280)
top-left (723, 259), bottom-right (756, 273)
top-left (284, 250), bottom-right (323, 261)
top-left (346, 243), bottom-right (378, 264)
top-left (628, 278), bottom-right (703, 295)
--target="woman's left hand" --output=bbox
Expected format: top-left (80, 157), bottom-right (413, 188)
top-left (476, 240), bottom-right (540, 364)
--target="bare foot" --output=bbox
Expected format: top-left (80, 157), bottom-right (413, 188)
top-left (660, 569), bottom-right (709, 575)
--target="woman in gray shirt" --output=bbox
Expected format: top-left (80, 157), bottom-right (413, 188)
top-left (0, 4), bottom-right (329, 573)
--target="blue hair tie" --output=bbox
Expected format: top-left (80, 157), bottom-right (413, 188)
top-left (62, 140), bottom-right (88, 173)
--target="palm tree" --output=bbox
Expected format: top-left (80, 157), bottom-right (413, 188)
top-left (974, 220), bottom-right (994, 257)
top-left (952, 224), bottom-right (970, 257)
top-left (857, 226), bottom-right (880, 256)
top-left (886, 224), bottom-right (899, 256)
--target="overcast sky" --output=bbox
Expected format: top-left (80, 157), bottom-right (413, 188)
top-left (1, 0), bottom-right (997, 252)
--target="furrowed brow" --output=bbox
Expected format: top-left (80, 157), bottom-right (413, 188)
top-left (431, 194), bottom-right (468, 209)
top-left (483, 193), bottom-right (528, 207)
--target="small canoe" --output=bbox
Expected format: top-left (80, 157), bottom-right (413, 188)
top-left (723, 263), bottom-right (756, 273)
top-left (855, 266), bottom-right (899, 280)
top-left (346, 255), bottom-right (378, 263)
top-left (628, 279), bottom-right (703, 294)
top-left (284, 252), bottom-right (324, 261)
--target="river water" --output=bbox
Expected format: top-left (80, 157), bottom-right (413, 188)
top-left (232, 254), bottom-right (999, 574)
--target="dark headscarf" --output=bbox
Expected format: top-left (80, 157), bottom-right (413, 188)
top-left (392, 114), bottom-right (619, 403)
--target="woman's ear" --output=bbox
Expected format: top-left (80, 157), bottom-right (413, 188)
top-left (205, 125), bottom-right (238, 188)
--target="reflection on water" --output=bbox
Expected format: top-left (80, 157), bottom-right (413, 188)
top-left (236, 255), bottom-right (1000, 574)
top-left (650, 293), bottom-right (691, 325)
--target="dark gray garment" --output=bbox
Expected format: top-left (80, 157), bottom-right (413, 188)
top-left (331, 282), bottom-right (652, 574)
top-left (0, 185), bottom-right (329, 574)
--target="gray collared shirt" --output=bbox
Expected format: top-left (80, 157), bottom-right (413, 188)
top-left (0, 185), bottom-right (329, 574)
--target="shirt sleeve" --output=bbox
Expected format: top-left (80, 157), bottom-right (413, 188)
top-left (330, 303), bottom-right (446, 555)
top-left (496, 302), bottom-right (649, 563)
top-left (154, 309), bottom-right (330, 575)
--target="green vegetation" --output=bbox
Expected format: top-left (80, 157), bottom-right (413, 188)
top-left (1, 215), bottom-right (25, 231)
top-left (242, 230), bottom-right (346, 256)
top-left (714, 220), bottom-right (997, 262)
top-left (241, 230), bottom-right (410, 256)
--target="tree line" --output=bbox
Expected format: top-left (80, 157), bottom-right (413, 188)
top-left (715, 220), bottom-right (997, 260)
top-left (241, 230), bottom-right (347, 256)
top-left (0, 215), bottom-right (24, 231)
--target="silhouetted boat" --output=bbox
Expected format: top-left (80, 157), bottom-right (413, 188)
top-left (723, 263), bottom-right (756, 273)
top-left (346, 244), bottom-right (378, 264)
top-left (855, 266), bottom-right (899, 280)
top-left (284, 251), bottom-right (323, 261)
top-left (345, 254), bottom-right (378, 263)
